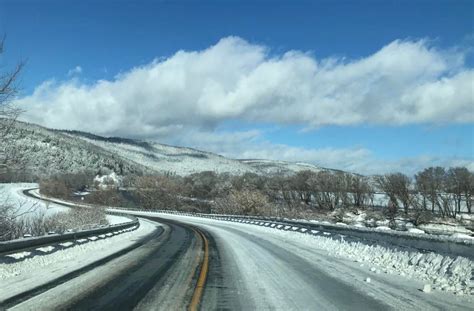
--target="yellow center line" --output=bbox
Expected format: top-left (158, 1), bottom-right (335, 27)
top-left (188, 229), bottom-right (209, 311)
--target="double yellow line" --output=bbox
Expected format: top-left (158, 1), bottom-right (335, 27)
top-left (188, 228), bottom-right (209, 311)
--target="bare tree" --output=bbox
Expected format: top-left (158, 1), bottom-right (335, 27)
top-left (309, 171), bottom-right (344, 211)
top-left (376, 173), bottom-right (412, 214)
top-left (265, 175), bottom-right (299, 211)
top-left (0, 36), bottom-right (25, 176)
top-left (445, 167), bottom-right (473, 215)
top-left (415, 167), bottom-right (445, 214)
top-left (134, 175), bottom-right (181, 210)
top-left (215, 189), bottom-right (271, 216)
top-left (347, 174), bottom-right (374, 208)
top-left (292, 170), bottom-right (315, 205)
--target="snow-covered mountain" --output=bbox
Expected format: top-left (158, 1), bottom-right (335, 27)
top-left (1, 121), bottom-right (146, 178)
top-left (62, 130), bottom-right (260, 175)
top-left (239, 159), bottom-right (325, 176)
top-left (2, 120), bottom-right (327, 177)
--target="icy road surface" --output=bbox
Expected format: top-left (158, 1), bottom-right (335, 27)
top-left (145, 213), bottom-right (472, 311)
top-left (0, 218), bottom-right (158, 305)
top-left (2, 198), bottom-right (472, 310)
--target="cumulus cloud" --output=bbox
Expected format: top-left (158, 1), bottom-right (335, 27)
top-left (14, 37), bottom-right (473, 174)
top-left (16, 37), bottom-right (473, 137)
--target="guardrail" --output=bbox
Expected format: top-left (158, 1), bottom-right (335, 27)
top-left (206, 214), bottom-right (474, 260)
top-left (24, 189), bottom-right (474, 260)
top-left (0, 218), bottom-right (139, 255)
top-left (112, 209), bottom-right (474, 260)
top-left (0, 189), bottom-right (140, 255)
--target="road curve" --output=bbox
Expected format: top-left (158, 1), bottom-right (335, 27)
top-left (157, 214), bottom-right (472, 311)
top-left (5, 188), bottom-right (472, 311)
top-left (7, 216), bottom-right (209, 311)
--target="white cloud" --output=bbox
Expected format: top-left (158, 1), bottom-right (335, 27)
top-left (67, 66), bottom-right (82, 76)
top-left (16, 37), bottom-right (473, 137)
top-left (14, 37), bottom-right (473, 174)
top-left (170, 129), bottom-right (473, 175)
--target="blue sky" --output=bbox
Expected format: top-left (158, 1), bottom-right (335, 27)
top-left (1, 0), bottom-right (473, 175)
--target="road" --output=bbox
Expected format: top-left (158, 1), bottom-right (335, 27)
top-left (159, 214), bottom-right (471, 311)
top-left (3, 211), bottom-right (472, 310)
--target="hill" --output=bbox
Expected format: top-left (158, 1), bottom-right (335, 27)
top-left (1, 120), bottom-right (328, 178)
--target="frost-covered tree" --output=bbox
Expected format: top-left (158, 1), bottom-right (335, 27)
top-left (0, 36), bottom-right (25, 176)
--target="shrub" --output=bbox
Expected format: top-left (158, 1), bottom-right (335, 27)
top-left (215, 189), bottom-right (271, 216)
top-left (0, 205), bottom-right (108, 241)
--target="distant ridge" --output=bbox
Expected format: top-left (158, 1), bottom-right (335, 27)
top-left (2, 120), bottom-right (337, 177)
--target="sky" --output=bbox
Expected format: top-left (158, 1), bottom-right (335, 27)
top-left (1, 0), bottom-right (473, 175)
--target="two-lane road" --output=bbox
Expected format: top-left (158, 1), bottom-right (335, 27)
top-left (5, 211), bottom-right (472, 310)
top-left (162, 214), bottom-right (472, 311)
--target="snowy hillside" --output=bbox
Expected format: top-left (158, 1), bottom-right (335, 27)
top-left (1, 121), bottom-right (146, 178)
top-left (240, 159), bottom-right (325, 175)
top-left (63, 130), bottom-right (260, 175)
top-left (3, 120), bottom-right (336, 177)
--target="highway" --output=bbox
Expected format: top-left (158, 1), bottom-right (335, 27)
top-left (2, 189), bottom-right (471, 310)
top-left (157, 214), bottom-right (471, 311)
top-left (4, 213), bottom-right (471, 310)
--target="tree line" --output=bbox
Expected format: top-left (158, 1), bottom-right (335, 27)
top-left (38, 166), bottom-right (473, 224)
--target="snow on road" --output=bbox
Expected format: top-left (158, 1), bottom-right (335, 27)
top-left (0, 218), bottom-right (159, 303)
top-left (127, 212), bottom-right (473, 310)
top-left (0, 183), bottom-right (131, 226)
top-left (0, 183), bottom-right (68, 218)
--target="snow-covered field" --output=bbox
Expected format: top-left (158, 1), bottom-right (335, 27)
top-left (0, 218), bottom-right (159, 303)
top-left (310, 209), bottom-right (474, 237)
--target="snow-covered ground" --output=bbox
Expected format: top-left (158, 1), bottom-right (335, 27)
top-left (0, 183), bottom-right (68, 218)
top-left (0, 218), bottom-right (159, 303)
top-left (306, 208), bottom-right (474, 238)
top-left (1, 184), bottom-right (158, 304)
top-left (0, 183), bottom-right (131, 226)
top-left (69, 134), bottom-right (260, 176)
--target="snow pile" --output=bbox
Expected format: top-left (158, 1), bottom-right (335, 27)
top-left (248, 225), bottom-right (474, 296)
top-left (419, 223), bottom-right (473, 236)
top-left (408, 228), bottom-right (425, 234)
top-left (106, 214), bottom-right (130, 225)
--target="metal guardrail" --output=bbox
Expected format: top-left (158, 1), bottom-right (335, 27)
top-left (201, 214), bottom-right (474, 260)
top-left (0, 219), bottom-right (139, 255)
top-left (115, 209), bottom-right (474, 260)
top-left (21, 188), bottom-right (474, 260)
top-left (0, 189), bottom-right (140, 255)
